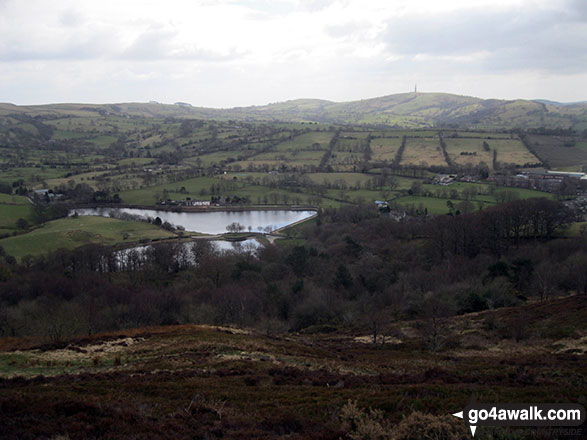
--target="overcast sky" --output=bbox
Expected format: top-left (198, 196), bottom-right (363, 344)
top-left (1, 0), bottom-right (586, 107)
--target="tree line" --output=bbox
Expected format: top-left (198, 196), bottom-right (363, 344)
top-left (0, 198), bottom-right (584, 342)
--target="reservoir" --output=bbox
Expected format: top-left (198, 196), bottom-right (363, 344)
top-left (72, 207), bottom-right (316, 234)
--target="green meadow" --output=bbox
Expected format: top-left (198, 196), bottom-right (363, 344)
top-left (272, 131), bottom-right (333, 152)
top-left (118, 177), bottom-right (218, 205)
top-left (395, 183), bottom-right (554, 214)
top-left (0, 194), bottom-right (34, 231)
top-left (0, 216), bottom-right (175, 259)
top-left (401, 137), bottom-right (447, 167)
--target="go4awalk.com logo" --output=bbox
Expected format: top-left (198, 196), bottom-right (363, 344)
top-left (452, 395), bottom-right (586, 437)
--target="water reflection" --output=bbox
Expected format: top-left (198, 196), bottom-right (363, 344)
top-left (73, 207), bottom-right (315, 234)
top-left (114, 238), bottom-right (261, 271)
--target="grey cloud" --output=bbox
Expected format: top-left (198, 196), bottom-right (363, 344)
top-left (567, 0), bottom-right (587, 20)
top-left (382, 6), bottom-right (587, 74)
top-left (0, 37), bottom-right (112, 62)
top-left (0, 27), bottom-right (244, 63)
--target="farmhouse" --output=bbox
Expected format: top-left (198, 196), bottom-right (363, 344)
top-left (33, 189), bottom-right (55, 201)
top-left (546, 171), bottom-right (586, 180)
top-left (433, 174), bottom-right (456, 185)
top-left (187, 200), bottom-right (211, 206)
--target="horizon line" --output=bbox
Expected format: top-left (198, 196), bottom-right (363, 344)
top-left (2, 91), bottom-right (585, 109)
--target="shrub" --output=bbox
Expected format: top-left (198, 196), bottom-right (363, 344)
top-left (339, 400), bottom-right (391, 440)
top-left (340, 402), bottom-right (469, 440)
top-left (16, 218), bottom-right (29, 230)
top-left (391, 411), bottom-right (468, 440)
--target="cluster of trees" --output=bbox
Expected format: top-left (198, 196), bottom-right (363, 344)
top-left (0, 182), bottom-right (13, 195)
top-left (0, 199), bottom-right (584, 342)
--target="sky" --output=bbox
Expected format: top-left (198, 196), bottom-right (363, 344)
top-left (0, 0), bottom-right (586, 107)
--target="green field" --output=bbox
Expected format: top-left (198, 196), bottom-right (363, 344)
top-left (228, 185), bottom-right (342, 208)
top-left (118, 175), bottom-right (340, 207)
top-left (395, 182), bottom-right (554, 214)
top-left (401, 137), bottom-right (446, 167)
top-left (0, 194), bottom-right (34, 230)
top-left (304, 172), bottom-right (414, 190)
top-left (422, 181), bottom-right (554, 200)
top-left (218, 172), bottom-right (271, 181)
top-left (443, 131), bottom-right (513, 139)
top-left (254, 149), bottom-right (323, 164)
top-left (563, 221), bottom-right (587, 237)
top-left (272, 131), bottom-right (333, 152)
top-left (0, 167), bottom-right (66, 186)
top-left (370, 137), bottom-right (402, 162)
top-left (393, 195), bottom-right (467, 214)
top-left (443, 136), bottom-right (541, 168)
top-left (119, 177), bottom-right (217, 205)
top-left (491, 138), bottom-right (540, 166)
top-left (0, 193), bottom-right (30, 205)
top-left (324, 188), bottom-right (400, 205)
top-left (526, 135), bottom-right (587, 169)
top-left (444, 138), bottom-right (494, 167)
top-left (51, 130), bottom-right (88, 140)
top-left (186, 151), bottom-right (242, 167)
top-left (305, 172), bottom-right (374, 187)
top-left (117, 157), bottom-right (157, 167)
top-left (326, 151), bottom-right (364, 170)
top-left (340, 131), bottom-right (370, 139)
top-left (0, 216), bottom-right (175, 259)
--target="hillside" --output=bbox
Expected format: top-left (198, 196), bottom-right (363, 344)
top-left (2, 92), bottom-right (587, 129)
top-left (0, 295), bottom-right (585, 439)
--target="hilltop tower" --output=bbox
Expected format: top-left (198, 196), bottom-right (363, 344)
top-left (414, 84), bottom-right (417, 94)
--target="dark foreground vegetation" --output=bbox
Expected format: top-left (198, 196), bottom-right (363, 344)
top-left (0, 296), bottom-right (585, 439)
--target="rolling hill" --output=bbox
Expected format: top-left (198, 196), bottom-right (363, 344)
top-left (2, 92), bottom-right (587, 130)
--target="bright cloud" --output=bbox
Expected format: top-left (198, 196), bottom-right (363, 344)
top-left (0, 0), bottom-right (585, 106)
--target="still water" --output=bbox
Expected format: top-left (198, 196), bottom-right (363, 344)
top-left (73, 207), bottom-right (316, 234)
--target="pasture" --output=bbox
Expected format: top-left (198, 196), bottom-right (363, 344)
top-left (272, 131), bottom-right (333, 152)
top-left (0, 195), bottom-right (34, 230)
top-left (326, 152), bottom-right (364, 170)
top-left (444, 138), bottom-right (494, 167)
top-left (340, 131), bottom-right (370, 139)
top-left (370, 137), bottom-right (402, 162)
top-left (525, 135), bottom-right (587, 169)
top-left (0, 216), bottom-right (175, 259)
top-left (393, 195), bottom-right (465, 214)
top-left (186, 151), bottom-right (242, 167)
top-left (0, 167), bottom-right (66, 186)
top-left (118, 177), bottom-right (217, 205)
top-left (305, 172), bottom-right (374, 187)
top-left (491, 138), bottom-right (540, 166)
top-left (400, 137), bottom-right (447, 167)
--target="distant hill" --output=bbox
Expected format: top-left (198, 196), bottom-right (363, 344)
top-left (2, 92), bottom-right (587, 130)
